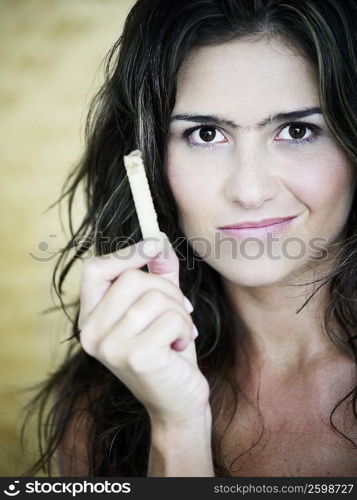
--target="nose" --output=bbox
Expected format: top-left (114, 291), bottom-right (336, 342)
top-left (224, 148), bottom-right (279, 209)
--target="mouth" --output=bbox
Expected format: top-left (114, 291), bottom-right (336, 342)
top-left (218, 215), bottom-right (299, 238)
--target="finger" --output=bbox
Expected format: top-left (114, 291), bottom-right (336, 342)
top-left (130, 309), bottom-right (193, 354)
top-left (79, 238), bottom-right (162, 328)
top-left (99, 309), bottom-right (193, 369)
top-left (81, 288), bottom-right (192, 355)
top-left (82, 269), bottom-right (188, 336)
top-left (146, 232), bottom-right (181, 287)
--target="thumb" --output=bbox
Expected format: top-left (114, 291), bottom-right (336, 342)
top-left (145, 232), bottom-right (180, 287)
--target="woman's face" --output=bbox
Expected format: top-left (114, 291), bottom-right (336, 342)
top-left (166, 37), bottom-right (355, 287)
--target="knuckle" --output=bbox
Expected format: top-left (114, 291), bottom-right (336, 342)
top-left (153, 277), bottom-right (183, 302)
top-left (99, 339), bottom-right (123, 366)
top-left (142, 288), bottom-right (166, 305)
top-left (123, 305), bottom-right (143, 331)
top-left (79, 327), bottom-right (97, 357)
top-left (119, 267), bottom-right (142, 286)
top-left (165, 309), bottom-right (188, 329)
top-left (126, 349), bottom-right (146, 372)
top-left (169, 282), bottom-right (185, 302)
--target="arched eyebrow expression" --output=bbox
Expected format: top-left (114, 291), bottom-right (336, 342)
top-left (170, 106), bottom-right (322, 130)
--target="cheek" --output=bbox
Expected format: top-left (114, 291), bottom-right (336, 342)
top-left (292, 151), bottom-right (352, 207)
top-left (166, 153), bottom-right (218, 230)
top-left (287, 148), bottom-right (354, 238)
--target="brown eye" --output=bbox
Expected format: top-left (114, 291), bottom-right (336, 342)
top-left (289, 124), bottom-right (307, 140)
top-left (185, 126), bottom-right (227, 148)
top-left (199, 127), bottom-right (216, 142)
top-left (275, 122), bottom-right (320, 146)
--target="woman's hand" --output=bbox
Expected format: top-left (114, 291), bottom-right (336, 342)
top-left (78, 233), bottom-right (210, 426)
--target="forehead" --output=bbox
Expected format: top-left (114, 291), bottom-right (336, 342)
top-left (174, 38), bottom-right (319, 125)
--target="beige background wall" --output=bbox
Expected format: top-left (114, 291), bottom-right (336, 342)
top-left (0, 0), bottom-right (134, 475)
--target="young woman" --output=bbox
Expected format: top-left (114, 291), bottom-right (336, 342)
top-left (25, 0), bottom-right (357, 477)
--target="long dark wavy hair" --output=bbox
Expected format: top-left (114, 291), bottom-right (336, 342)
top-left (22, 0), bottom-right (357, 476)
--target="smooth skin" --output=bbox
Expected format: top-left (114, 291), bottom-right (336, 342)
top-left (79, 236), bottom-right (210, 426)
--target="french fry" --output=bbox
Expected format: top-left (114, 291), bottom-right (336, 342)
top-left (123, 149), bottom-right (164, 243)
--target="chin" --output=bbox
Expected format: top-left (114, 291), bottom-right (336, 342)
top-left (213, 259), bottom-right (306, 288)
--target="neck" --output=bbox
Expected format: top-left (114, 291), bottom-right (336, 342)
top-left (221, 261), bottom-right (349, 378)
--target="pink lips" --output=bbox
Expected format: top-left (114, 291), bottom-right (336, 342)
top-left (220, 216), bottom-right (296, 229)
top-left (218, 215), bottom-right (298, 238)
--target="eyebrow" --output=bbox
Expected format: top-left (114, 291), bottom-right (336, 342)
top-left (170, 107), bottom-right (322, 129)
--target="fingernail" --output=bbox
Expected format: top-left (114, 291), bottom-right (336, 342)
top-left (142, 239), bottom-right (161, 257)
top-left (171, 338), bottom-right (187, 351)
top-left (183, 296), bottom-right (194, 313)
top-left (192, 324), bottom-right (199, 339)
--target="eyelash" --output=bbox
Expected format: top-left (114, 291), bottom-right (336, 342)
top-left (182, 121), bottom-right (322, 150)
